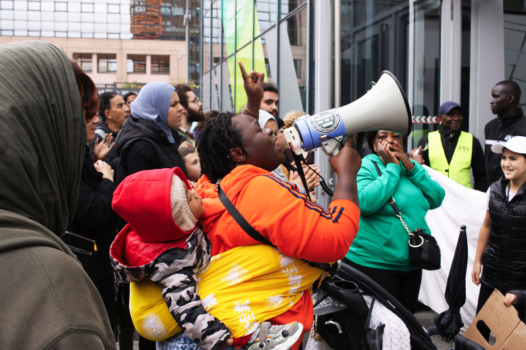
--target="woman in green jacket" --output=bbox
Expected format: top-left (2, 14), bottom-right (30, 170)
top-left (344, 130), bottom-right (445, 313)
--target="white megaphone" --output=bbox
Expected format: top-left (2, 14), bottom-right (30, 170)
top-left (284, 70), bottom-right (412, 156)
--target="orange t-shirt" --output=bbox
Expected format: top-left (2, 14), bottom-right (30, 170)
top-left (197, 165), bottom-right (360, 348)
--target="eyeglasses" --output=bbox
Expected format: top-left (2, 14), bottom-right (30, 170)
top-left (189, 97), bottom-right (200, 104)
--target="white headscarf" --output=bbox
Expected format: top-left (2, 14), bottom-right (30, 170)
top-left (258, 110), bottom-right (277, 130)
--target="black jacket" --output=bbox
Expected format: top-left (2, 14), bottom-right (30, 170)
top-left (88, 119), bottom-right (120, 170)
top-left (417, 124), bottom-right (487, 191)
top-left (64, 147), bottom-right (118, 327)
top-left (482, 178), bottom-right (526, 292)
top-left (113, 117), bottom-right (188, 185)
top-left (485, 109), bottom-right (526, 185)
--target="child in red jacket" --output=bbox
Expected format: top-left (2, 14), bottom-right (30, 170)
top-left (110, 167), bottom-right (302, 350)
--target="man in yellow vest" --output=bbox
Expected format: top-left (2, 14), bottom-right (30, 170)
top-left (412, 101), bottom-right (487, 191)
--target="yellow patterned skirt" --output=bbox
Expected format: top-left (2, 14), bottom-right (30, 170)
top-left (130, 245), bottom-right (323, 341)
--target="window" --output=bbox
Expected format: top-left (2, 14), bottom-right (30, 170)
top-left (82, 3), bottom-right (94, 13)
top-left (55, 2), bottom-right (67, 12)
top-left (108, 4), bottom-right (120, 14)
top-left (151, 55), bottom-right (170, 75)
top-left (160, 5), bottom-right (171, 16)
top-left (127, 54), bottom-right (146, 74)
top-left (75, 53), bottom-right (93, 73)
top-left (293, 59), bottom-right (301, 79)
top-left (0, 1), bottom-right (13, 10)
top-left (28, 1), bottom-right (40, 11)
top-left (98, 54), bottom-right (117, 73)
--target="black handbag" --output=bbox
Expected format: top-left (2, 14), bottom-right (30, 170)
top-left (373, 162), bottom-right (441, 270)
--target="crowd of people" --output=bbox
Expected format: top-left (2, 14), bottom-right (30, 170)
top-left (1, 40), bottom-right (526, 350)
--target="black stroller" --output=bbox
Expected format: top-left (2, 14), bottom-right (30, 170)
top-left (315, 262), bottom-right (437, 350)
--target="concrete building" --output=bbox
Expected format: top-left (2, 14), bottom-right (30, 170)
top-left (0, 36), bottom-right (187, 86)
top-left (0, 0), bottom-right (201, 88)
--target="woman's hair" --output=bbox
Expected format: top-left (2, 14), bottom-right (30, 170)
top-left (366, 131), bottom-right (407, 154)
top-left (196, 112), bottom-right (246, 183)
top-left (178, 147), bottom-right (195, 159)
top-left (69, 59), bottom-right (99, 122)
top-left (366, 131), bottom-right (379, 154)
top-left (283, 110), bottom-right (307, 129)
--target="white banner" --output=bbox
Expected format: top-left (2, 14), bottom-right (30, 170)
top-left (418, 166), bottom-right (486, 331)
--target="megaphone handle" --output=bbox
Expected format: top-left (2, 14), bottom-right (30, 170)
top-left (321, 138), bottom-right (341, 156)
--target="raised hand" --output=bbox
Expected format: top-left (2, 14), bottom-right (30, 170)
top-left (409, 146), bottom-right (424, 165)
top-left (239, 61), bottom-right (264, 119)
top-left (93, 133), bottom-right (115, 163)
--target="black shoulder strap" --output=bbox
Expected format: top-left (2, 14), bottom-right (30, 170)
top-left (290, 151), bottom-right (312, 201)
top-left (217, 184), bottom-right (275, 247)
top-left (372, 162), bottom-right (401, 216)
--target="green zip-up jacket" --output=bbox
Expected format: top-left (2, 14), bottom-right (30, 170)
top-left (346, 154), bottom-right (445, 271)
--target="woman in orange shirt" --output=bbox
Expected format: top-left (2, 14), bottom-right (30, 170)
top-left (193, 66), bottom-right (363, 349)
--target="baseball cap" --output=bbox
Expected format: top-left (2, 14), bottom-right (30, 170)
top-left (438, 102), bottom-right (462, 115)
top-left (491, 136), bottom-right (526, 154)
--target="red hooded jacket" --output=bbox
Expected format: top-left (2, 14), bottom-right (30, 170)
top-left (110, 167), bottom-right (195, 268)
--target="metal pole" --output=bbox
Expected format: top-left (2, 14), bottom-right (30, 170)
top-left (234, 0), bottom-right (237, 111)
top-left (276, 0), bottom-right (281, 87)
top-left (185, 0), bottom-right (190, 83)
top-left (306, 0), bottom-right (314, 114)
top-left (220, 0), bottom-right (224, 111)
top-left (252, 0), bottom-right (256, 70)
top-left (199, 0), bottom-right (204, 101)
top-left (209, 0), bottom-right (213, 109)
top-left (334, 0), bottom-right (341, 107)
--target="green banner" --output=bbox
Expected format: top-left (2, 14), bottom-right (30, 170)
top-left (222, 0), bottom-right (268, 112)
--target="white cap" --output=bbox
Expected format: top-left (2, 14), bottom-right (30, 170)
top-left (491, 136), bottom-right (526, 154)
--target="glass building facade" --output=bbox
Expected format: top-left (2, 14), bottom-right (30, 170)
top-left (201, 0), bottom-right (311, 115)
top-left (0, 0), bottom-right (202, 85)
top-left (200, 0), bottom-right (526, 207)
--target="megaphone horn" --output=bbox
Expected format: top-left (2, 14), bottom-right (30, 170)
top-left (284, 70), bottom-right (412, 156)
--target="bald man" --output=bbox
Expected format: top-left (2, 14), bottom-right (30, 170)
top-left (485, 80), bottom-right (526, 184)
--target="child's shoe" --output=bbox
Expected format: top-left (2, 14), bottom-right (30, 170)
top-left (245, 322), bottom-right (303, 350)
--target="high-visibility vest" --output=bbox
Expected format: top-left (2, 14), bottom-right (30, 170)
top-left (428, 130), bottom-right (473, 188)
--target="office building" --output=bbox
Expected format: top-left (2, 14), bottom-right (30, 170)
top-left (0, 0), bottom-right (201, 88)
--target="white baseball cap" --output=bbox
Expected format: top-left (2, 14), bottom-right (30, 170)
top-left (491, 136), bottom-right (526, 154)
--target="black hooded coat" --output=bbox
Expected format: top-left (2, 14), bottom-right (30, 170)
top-left (65, 146), bottom-right (118, 328)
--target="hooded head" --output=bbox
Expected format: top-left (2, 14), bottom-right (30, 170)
top-left (0, 41), bottom-right (85, 238)
top-left (258, 110), bottom-right (277, 132)
top-left (112, 168), bottom-right (196, 243)
top-left (131, 82), bottom-right (177, 143)
top-left (170, 175), bottom-right (198, 231)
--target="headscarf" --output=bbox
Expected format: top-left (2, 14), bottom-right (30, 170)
top-left (258, 110), bottom-right (277, 130)
top-left (130, 82), bottom-right (176, 143)
top-left (0, 41), bottom-right (85, 253)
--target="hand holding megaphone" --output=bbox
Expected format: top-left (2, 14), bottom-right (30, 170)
top-left (329, 137), bottom-right (362, 176)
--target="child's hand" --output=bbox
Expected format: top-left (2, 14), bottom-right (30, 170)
top-left (504, 293), bottom-right (518, 307)
top-left (218, 336), bottom-right (233, 350)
